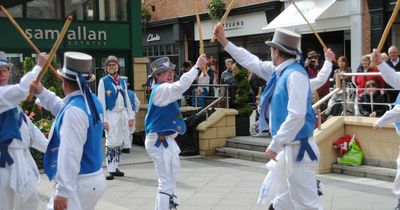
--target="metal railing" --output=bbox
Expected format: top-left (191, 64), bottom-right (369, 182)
top-left (312, 71), bottom-right (395, 130)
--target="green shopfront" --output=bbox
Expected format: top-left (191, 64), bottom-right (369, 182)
top-left (0, 0), bottom-right (142, 92)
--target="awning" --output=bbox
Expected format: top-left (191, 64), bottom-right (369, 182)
top-left (262, 0), bottom-right (336, 32)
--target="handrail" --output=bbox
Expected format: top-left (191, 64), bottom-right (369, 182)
top-left (339, 72), bottom-right (382, 76)
top-left (195, 96), bottom-right (224, 118)
top-left (312, 88), bottom-right (341, 109)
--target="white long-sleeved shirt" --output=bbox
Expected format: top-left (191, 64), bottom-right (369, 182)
top-left (310, 60), bottom-right (333, 91)
top-left (225, 42), bottom-right (310, 152)
top-left (97, 75), bottom-right (134, 122)
top-left (153, 67), bottom-right (199, 107)
top-left (37, 90), bottom-right (90, 198)
top-left (0, 65), bottom-right (41, 113)
top-left (375, 62), bottom-right (400, 128)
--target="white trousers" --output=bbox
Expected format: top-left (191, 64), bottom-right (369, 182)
top-left (0, 149), bottom-right (40, 210)
top-left (263, 138), bottom-right (322, 210)
top-left (394, 152), bottom-right (400, 198)
top-left (46, 170), bottom-right (106, 210)
top-left (105, 110), bottom-right (130, 148)
top-left (145, 133), bottom-right (181, 210)
top-left (123, 123), bottom-right (136, 149)
top-left (0, 167), bottom-right (39, 210)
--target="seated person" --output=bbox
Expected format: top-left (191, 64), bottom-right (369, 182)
top-left (358, 80), bottom-right (388, 117)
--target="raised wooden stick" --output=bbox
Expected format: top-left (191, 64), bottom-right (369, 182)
top-left (371, 0), bottom-right (400, 67)
top-left (0, 5), bottom-right (62, 81)
top-left (292, 2), bottom-right (328, 50)
top-left (195, 0), bottom-right (207, 76)
top-left (26, 16), bottom-right (73, 101)
top-left (210, 0), bottom-right (235, 44)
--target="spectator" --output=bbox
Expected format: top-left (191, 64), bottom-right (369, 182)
top-left (221, 58), bottom-right (235, 107)
top-left (326, 56), bottom-right (356, 116)
top-left (386, 46), bottom-right (400, 103)
top-left (248, 72), bottom-right (266, 104)
top-left (355, 55), bottom-right (386, 96)
top-left (305, 51), bottom-right (330, 98)
top-left (358, 80), bottom-right (388, 117)
top-left (192, 70), bottom-right (210, 107)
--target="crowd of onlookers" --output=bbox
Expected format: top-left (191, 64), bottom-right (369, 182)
top-left (144, 45), bottom-right (400, 120)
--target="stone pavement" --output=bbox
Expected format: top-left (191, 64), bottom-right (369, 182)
top-left (38, 146), bottom-right (396, 210)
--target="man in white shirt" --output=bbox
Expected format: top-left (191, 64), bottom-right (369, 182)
top-left (145, 54), bottom-right (207, 210)
top-left (214, 24), bottom-right (322, 210)
top-left (372, 49), bottom-right (400, 210)
top-left (31, 52), bottom-right (106, 210)
top-left (0, 51), bottom-right (49, 210)
top-left (97, 55), bottom-right (134, 180)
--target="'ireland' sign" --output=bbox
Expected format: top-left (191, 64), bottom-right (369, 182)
top-left (0, 19), bottom-right (130, 50)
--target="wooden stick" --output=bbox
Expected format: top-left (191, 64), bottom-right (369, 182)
top-left (195, 0), bottom-right (207, 76)
top-left (0, 5), bottom-right (62, 81)
top-left (210, 0), bottom-right (235, 44)
top-left (371, 0), bottom-right (400, 67)
top-left (292, 2), bottom-right (328, 50)
top-left (26, 16), bottom-right (73, 101)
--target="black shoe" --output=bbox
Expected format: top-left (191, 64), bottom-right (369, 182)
top-left (121, 148), bottom-right (130, 153)
top-left (112, 168), bottom-right (124, 177)
top-left (106, 172), bottom-right (114, 180)
top-left (269, 203), bottom-right (275, 210)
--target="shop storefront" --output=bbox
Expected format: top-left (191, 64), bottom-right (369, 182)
top-left (143, 24), bottom-right (181, 74)
top-left (193, 2), bottom-right (282, 78)
top-left (0, 0), bottom-right (142, 92)
top-left (263, 0), bottom-right (362, 71)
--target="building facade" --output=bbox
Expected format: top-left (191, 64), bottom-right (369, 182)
top-left (142, 0), bottom-right (365, 73)
top-left (0, 0), bottom-right (142, 91)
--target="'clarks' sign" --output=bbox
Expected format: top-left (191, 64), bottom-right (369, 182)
top-left (25, 26), bottom-right (107, 47)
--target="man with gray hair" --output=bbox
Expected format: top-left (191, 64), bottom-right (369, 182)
top-left (214, 23), bottom-right (322, 210)
top-left (98, 55), bottom-right (134, 180)
top-left (145, 54), bottom-right (207, 210)
top-left (387, 45), bottom-right (400, 103)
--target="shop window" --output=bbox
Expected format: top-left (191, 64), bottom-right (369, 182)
top-left (0, 5), bottom-right (22, 18)
top-left (27, 0), bottom-right (62, 19)
top-left (99, 0), bottom-right (128, 21)
top-left (65, 0), bottom-right (97, 20)
top-left (160, 45), bottom-right (165, 56)
top-left (165, 44), bottom-right (172, 55)
top-left (392, 22), bottom-right (400, 49)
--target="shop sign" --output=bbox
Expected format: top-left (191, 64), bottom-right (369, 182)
top-left (0, 19), bottom-right (130, 50)
top-left (147, 33), bottom-right (160, 42)
top-left (194, 11), bottom-right (268, 40)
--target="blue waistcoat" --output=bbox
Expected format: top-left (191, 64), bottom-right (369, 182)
top-left (270, 62), bottom-right (315, 140)
top-left (44, 95), bottom-right (104, 180)
top-left (127, 89), bottom-right (136, 111)
top-left (101, 75), bottom-right (127, 111)
top-left (145, 83), bottom-right (186, 135)
top-left (0, 107), bottom-right (22, 143)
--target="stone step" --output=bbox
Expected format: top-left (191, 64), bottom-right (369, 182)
top-left (331, 163), bottom-right (396, 182)
top-left (226, 136), bottom-right (272, 152)
top-left (215, 147), bottom-right (268, 163)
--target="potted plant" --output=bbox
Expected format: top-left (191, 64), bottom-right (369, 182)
top-left (207, 0), bottom-right (226, 21)
top-left (233, 64), bottom-right (252, 136)
top-left (141, 6), bottom-right (152, 31)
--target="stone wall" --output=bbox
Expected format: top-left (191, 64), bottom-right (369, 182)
top-left (196, 108), bottom-right (238, 155)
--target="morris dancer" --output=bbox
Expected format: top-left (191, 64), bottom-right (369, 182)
top-left (371, 49), bottom-right (400, 210)
top-left (98, 55), bottom-right (134, 180)
top-left (145, 55), bottom-right (207, 210)
top-left (0, 51), bottom-right (48, 210)
top-left (31, 52), bottom-right (105, 210)
top-left (214, 23), bottom-right (322, 210)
